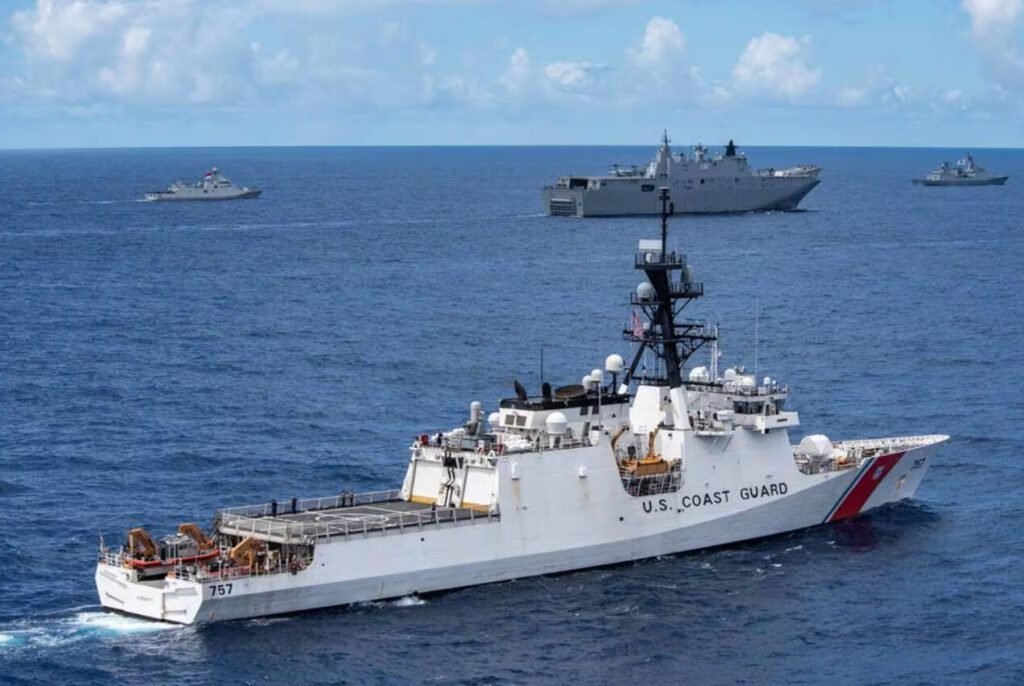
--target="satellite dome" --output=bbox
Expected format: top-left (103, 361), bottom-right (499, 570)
top-left (605, 354), bottom-right (625, 373)
top-left (487, 412), bottom-right (500, 427)
top-left (723, 368), bottom-right (738, 382)
top-left (582, 375), bottom-right (596, 390)
top-left (590, 368), bottom-right (603, 382)
top-left (636, 282), bottom-right (655, 301)
top-left (799, 435), bottom-right (832, 458)
top-left (689, 366), bottom-right (710, 383)
top-left (546, 412), bottom-right (568, 435)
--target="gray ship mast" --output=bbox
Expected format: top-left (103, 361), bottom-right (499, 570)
top-left (623, 188), bottom-right (716, 389)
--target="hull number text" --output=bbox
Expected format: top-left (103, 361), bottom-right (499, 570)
top-left (209, 583), bottom-right (233, 597)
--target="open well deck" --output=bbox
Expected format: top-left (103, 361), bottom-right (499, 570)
top-left (216, 491), bottom-right (499, 544)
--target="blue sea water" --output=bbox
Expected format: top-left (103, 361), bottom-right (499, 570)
top-left (1, 145), bottom-right (1023, 685)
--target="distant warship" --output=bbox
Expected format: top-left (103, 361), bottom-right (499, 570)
top-left (145, 168), bottom-right (262, 201)
top-left (543, 132), bottom-right (821, 216)
top-left (912, 154), bottom-right (1008, 186)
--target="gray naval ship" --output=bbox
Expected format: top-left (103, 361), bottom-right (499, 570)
top-left (145, 167), bottom-right (262, 201)
top-left (543, 133), bottom-right (821, 216)
top-left (912, 153), bottom-right (1008, 186)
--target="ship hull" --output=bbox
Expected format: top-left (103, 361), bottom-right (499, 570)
top-left (912, 176), bottom-right (1008, 186)
top-left (543, 177), bottom-right (820, 216)
top-left (144, 189), bottom-right (263, 201)
top-left (96, 435), bottom-right (945, 625)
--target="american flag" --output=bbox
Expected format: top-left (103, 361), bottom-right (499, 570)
top-left (631, 311), bottom-right (645, 338)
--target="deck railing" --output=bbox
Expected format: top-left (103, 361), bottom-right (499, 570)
top-left (217, 503), bottom-right (499, 544)
top-left (215, 489), bottom-right (401, 519)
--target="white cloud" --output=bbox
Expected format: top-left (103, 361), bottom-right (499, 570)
top-left (543, 61), bottom-right (608, 93)
top-left (7, 0), bottom-right (463, 108)
top-left (432, 74), bottom-right (495, 107)
top-left (501, 47), bottom-right (531, 98)
top-left (962, 0), bottom-right (1022, 36)
top-left (732, 32), bottom-right (821, 100)
top-left (836, 86), bottom-right (868, 107)
top-left (11, 1), bottom-right (259, 103)
top-left (961, 0), bottom-right (1024, 90)
top-left (879, 82), bottom-right (913, 106)
top-left (13, 0), bottom-right (129, 61)
top-left (418, 41), bottom-right (438, 67)
top-left (257, 49), bottom-right (301, 86)
top-left (630, 17), bottom-right (684, 68)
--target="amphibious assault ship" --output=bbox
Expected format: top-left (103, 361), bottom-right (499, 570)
top-left (542, 133), bottom-right (821, 216)
top-left (144, 167), bottom-right (262, 201)
top-left (96, 190), bottom-right (946, 624)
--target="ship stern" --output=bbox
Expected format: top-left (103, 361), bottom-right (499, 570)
top-left (95, 562), bottom-right (203, 625)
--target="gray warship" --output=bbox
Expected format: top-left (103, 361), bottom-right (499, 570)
top-left (145, 168), bottom-right (262, 201)
top-left (912, 154), bottom-right (1008, 186)
top-left (543, 133), bottom-right (821, 216)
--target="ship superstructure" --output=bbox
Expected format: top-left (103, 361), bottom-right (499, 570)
top-left (542, 133), bottom-right (821, 216)
top-left (144, 167), bottom-right (262, 201)
top-left (96, 190), bottom-right (946, 624)
top-left (912, 153), bottom-right (1008, 186)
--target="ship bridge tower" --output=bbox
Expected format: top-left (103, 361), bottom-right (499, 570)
top-left (624, 188), bottom-right (716, 427)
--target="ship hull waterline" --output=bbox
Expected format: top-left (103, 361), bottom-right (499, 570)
top-left (96, 436), bottom-right (944, 625)
top-left (144, 190), bottom-right (263, 201)
top-left (911, 176), bottom-right (1009, 187)
top-left (543, 179), bottom-right (820, 217)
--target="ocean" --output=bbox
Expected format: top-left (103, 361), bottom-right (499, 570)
top-left (1, 146), bottom-right (1023, 685)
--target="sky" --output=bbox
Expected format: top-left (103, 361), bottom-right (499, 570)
top-left (1, 0), bottom-right (1023, 148)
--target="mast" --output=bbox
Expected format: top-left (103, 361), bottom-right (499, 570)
top-left (623, 188), bottom-right (716, 391)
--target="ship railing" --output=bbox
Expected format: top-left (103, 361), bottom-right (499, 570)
top-left (833, 435), bottom-right (944, 452)
top-left (629, 281), bottom-right (704, 305)
top-left (417, 437), bottom-right (591, 457)
top-left (794, 435), bottom-right (947, 475)
top-left (98, 548), bottom-right (126, 566)
top-left (635, 251), bottom-right (684, 269)
top-left (217, 503), bottom-right (500, 544)
top-left (215, 489), bottom-right (401, 519)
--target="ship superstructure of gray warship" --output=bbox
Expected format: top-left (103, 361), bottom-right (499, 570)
top-left (543, 133), bottom-right (821, 216)
top-left (912, 153), bottom-right (1008, 186)
top-left (145, 168), bottom-right (262, 201)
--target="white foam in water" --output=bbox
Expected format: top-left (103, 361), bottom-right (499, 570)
top-left (72, 611), bottom-right (176, 634)
top-left (0, 633), bottom-right (13, 645)
top-left (392, 596), bottom-right (427, 608)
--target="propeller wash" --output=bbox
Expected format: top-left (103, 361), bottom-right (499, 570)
top-left (96, 190), bottom-right (947, 624)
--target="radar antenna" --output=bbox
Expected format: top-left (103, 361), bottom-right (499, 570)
top-left (623, 188), bottom-right (716, 390)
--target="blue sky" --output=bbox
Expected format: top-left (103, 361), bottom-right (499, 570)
top-left (1, 0), bottom-right (1023, 148)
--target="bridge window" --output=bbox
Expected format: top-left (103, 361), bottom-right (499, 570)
top-left (642, 184), bottom-right (655, 192)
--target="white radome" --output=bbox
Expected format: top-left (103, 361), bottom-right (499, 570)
top-left (605, 354), bottom-right (625, 373)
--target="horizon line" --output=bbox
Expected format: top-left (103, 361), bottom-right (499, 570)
top-left (2, 143), bottom-right (1022, 152)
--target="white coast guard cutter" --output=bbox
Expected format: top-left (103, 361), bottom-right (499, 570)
top-left (96, 190), bottom-right (947, 624)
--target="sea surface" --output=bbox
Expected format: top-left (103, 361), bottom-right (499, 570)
top-left (1, 146), bottom-right (1023, 685)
